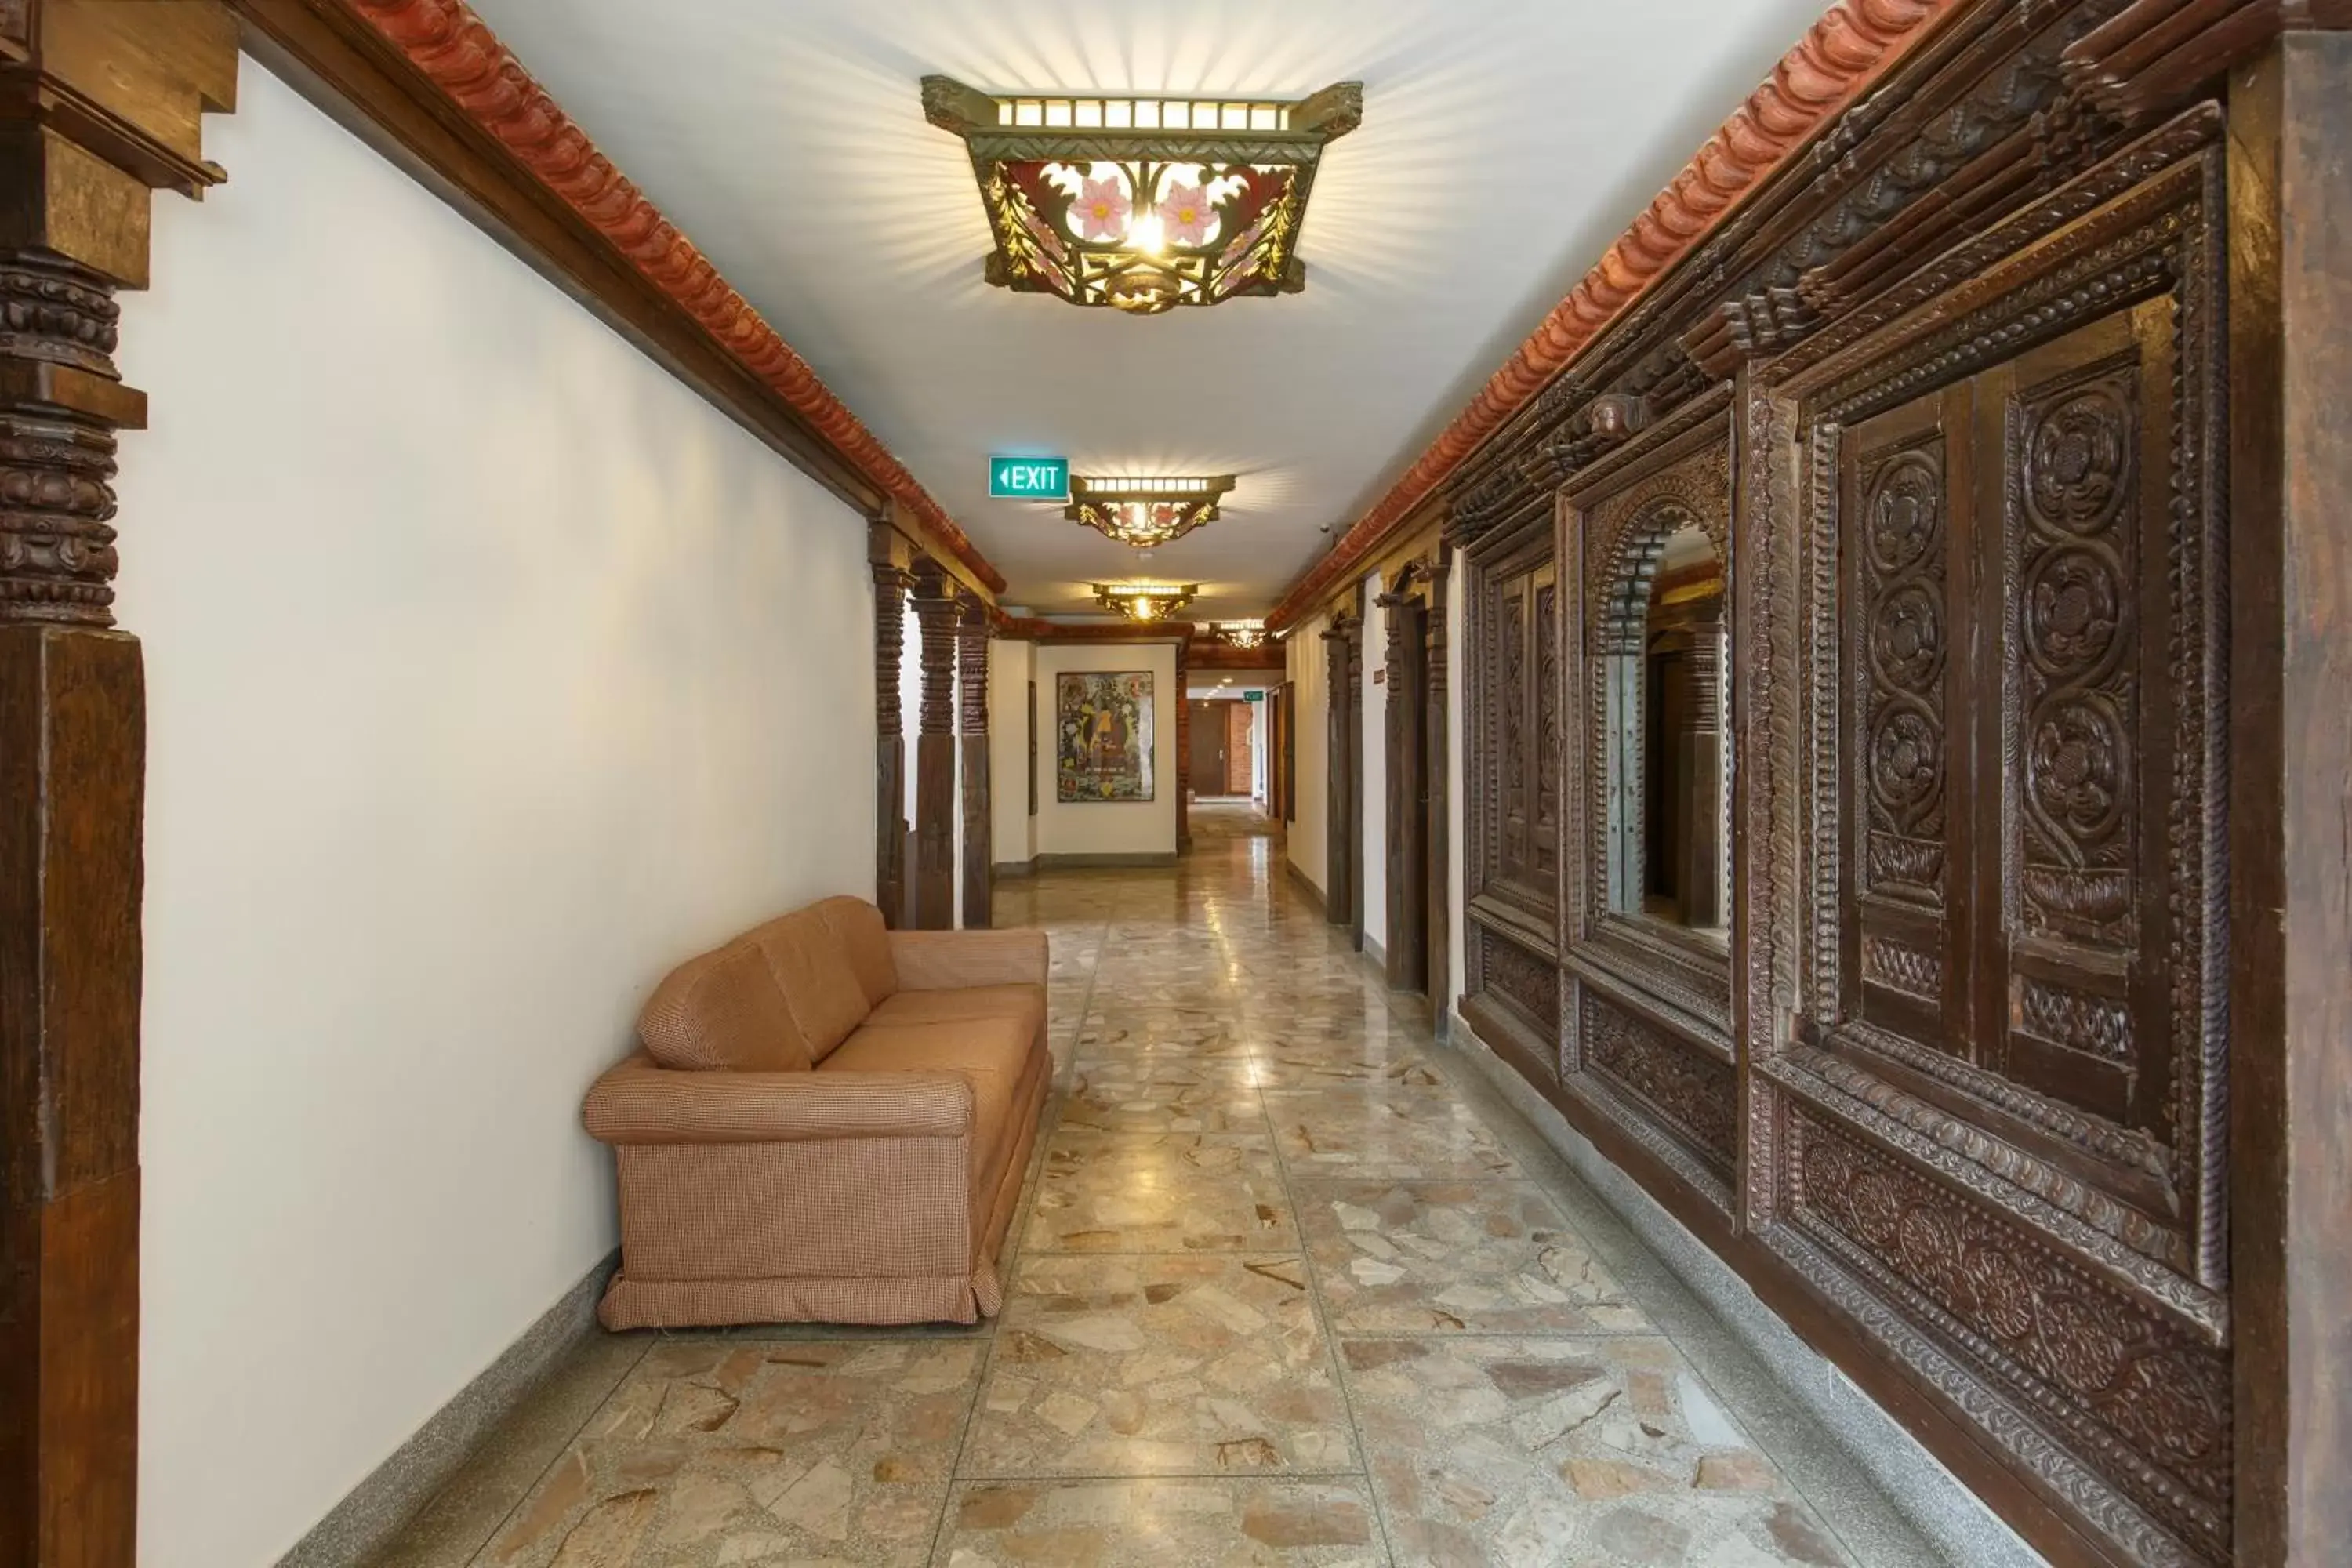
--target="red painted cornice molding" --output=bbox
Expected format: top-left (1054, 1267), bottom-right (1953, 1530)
top-left (343, 0), bottom-right (1007, 593)
top-left (1265, 0), bottom-right (1957, 630)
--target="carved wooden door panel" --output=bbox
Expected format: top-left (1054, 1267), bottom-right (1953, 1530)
top-left (1762, 143), bottom-right (2233, 1566)
top-left (1840, 304), bottom-right (2187, 1156)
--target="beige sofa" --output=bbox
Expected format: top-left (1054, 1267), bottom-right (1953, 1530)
top-left (584, 895), bottom-right (1050, 1329)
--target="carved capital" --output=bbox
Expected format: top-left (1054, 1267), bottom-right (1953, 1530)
top-left (909, 560), bottom-right (962, 735)
top-left (0, 258), bottom-right (125, 624)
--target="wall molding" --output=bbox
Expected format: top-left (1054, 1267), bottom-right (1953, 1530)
top-left (275, 1251), bottom-right (620, 1567)
top-left (232, 0), bottom-right (1005, 596)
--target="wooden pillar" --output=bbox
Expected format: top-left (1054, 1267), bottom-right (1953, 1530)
top-left (870, 528), bottom-right (913, 928)
top-left (1377, 572), bottom-right (1428, 994)
top-left (1320, 610), bottom-right (1356, 931)
top-left (909, 559), bottom-right (960, 930)
top-left (0, 8), bottom-right (235, 1564)
top-left (957, 597), bottom-right (991, 929)
top-left (1173, 635), bottom-right (1190, 850)
top-left (2227, 29), bottom-right (2352, 1566)
top-left (1426, 557), bottom-right (1451, 1009)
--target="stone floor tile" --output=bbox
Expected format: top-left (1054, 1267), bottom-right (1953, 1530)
top-left (1263, 1085), bottom-right (1523, 1180)
top-left (1023, 1131), bottom-right (1297, 1253)
top-left (1341, 1335), bottom-right (1857, 1567)
top-left (469, 1339), bottom-right (982, 1567)
top-left (937, 1479), bottom-right (1383, 1566)
top-left (962, 1254), bottom-right (1355, 1479)
top-left (1296, 1180), bottom-right (1650, 1336)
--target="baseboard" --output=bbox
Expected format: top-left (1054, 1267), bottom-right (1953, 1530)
top-left (276, 1249), bottom-right (620, 1568)
top-left (1443, 1015), bottom-right (2042, 1568)
top-left (1284, 859), bottom-right (1327, 913)
top-left (993, 858), bottom-right (1038, 878)
top-left (1363, 933), bottom-right (1387, 969)
top-left (1033, 851), bottom-right (1179, 868)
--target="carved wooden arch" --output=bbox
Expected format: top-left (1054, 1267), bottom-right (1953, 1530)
top-left (1589, 482), bottom-right (1731, 652)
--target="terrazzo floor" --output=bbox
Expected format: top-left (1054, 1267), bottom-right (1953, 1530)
top-left (366, 804), bottom-right (1948, 1568)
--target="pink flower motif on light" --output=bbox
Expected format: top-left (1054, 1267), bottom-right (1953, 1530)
top-left (1156, 181), bottom-right (1214, 246)
top-left (1074, 175), bottom-right (1131, 241)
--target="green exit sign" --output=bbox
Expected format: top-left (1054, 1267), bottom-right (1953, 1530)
top-left (1243, 691), bottom-right (1265, 703)
top-left (989, 456), bottom-right (1069, 500)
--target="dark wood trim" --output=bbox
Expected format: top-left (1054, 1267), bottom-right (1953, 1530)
top-left (870, 524), bottom-right (913, 928)
top-left (2223, 31), bottom-right (2352, 1566)
top-left (0, 8), bottom-right (238, 1563)
top-left (909, 560), bottom-right (960, 931)
top-left (957, 596), bottom-right (992, 929)
top-left (1174, 637), bottom-right (1190, 850)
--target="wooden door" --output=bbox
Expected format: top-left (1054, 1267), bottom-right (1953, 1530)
top-left (1186, 699), bottom-right (1225, 797)
top-left (1225, 702), bottom-right (1250, 795)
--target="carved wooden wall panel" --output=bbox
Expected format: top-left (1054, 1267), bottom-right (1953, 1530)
top-left (1757, 129), bottom-right (2230, 1567)
top-left (1437, 0), bottom-right (2325, 1550)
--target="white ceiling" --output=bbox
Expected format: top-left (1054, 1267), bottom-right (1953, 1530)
top-left (465, 0), bottom-right (1829, 620)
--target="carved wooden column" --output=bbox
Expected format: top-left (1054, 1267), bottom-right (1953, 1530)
top-left (1377, 571), bottom-right (1428, 993)
top-left (0, 8), bottom-right (234, 1563)
top-left (1319, 609), bottom-right (1358, 931)
top-left (870, 528), bottom-right (913, 927)
top-left (909, 560), bottom-right (960, 930)
top-left (1426, 557), bottom-right (1452, 1006)
top-left (1173, 634), bottom-right (1190, 850)
top-left (957, 597), bottom-right (991, 928)
top-left (2228, 27), bottom-right (2352, 1565)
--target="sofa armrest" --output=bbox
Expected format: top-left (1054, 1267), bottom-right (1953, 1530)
top-left (583, 1054), bottom-right (974, 1146)
top-left (888, 929), bottom-right (1049, 991)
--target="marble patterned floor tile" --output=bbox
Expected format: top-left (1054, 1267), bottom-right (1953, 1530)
top-left (1263, 1086), bottom-right (1523, 1180)
top-left (472, 1339), bottom-right (982, 1567)
top-left (1296, 1181), bottom-right (1650, 1336)
top-left (938, 1479), bottom-right (1383, 1566)
top-left (1061, 1068), bottom-right (1270, 1134)
top-left (963, 1255), bottom-right (1356, 1479)
top-left (1343, 1335), bottom-right (1857, 1568)
top-left (1024, 1131), bottom-right (1297, 1253)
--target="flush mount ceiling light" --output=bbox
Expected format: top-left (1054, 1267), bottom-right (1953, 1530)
top-left (922, 76), bottom-right (1362, 316)
top-left (1092, 581), bottom-right (1198, 622)
top-left (1067, 474), bottom-right (1237, 547)
top-left (1210, 621), bottom-right (1269, 649)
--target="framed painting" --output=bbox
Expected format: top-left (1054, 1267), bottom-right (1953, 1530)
top-left (1056, 670), bottom-right (1155, 803)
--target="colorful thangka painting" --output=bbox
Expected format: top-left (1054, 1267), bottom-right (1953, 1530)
top-left (1056, 670), bottom-right (1156, 803)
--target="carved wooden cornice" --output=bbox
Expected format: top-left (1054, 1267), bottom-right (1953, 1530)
top-left (331, 0), bottom-right (1007, 593)
top-left (994, 617), bottom-right (1197, 644)
top-left (1266, 0), bottom-right (1959, 629)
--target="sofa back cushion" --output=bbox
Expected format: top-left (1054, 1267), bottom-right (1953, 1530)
top-left (749, 909), bottom-right (873, 1062)
top-left (636, 941), bottom-right (812, 1073)
top-left (812, 895), bottom-right (898, 1007)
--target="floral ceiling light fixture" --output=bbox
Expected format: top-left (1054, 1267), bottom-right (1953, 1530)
top-left (1092, 582), bottom-right (1198, 622)
top-left (922, 75), bottom-right (1362, 316)
top-left (1067, 474), bottom-right (1237, 547)
top-left (1210, 622), bottom-right (1269, 649)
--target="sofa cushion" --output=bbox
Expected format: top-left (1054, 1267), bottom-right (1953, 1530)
top-left (813, 895), bottom-right (898, 1007)
top-left (748, 909), bottom-right (873, 1063)
top-left (821, 1015), bottom-right (1034, 1174)
top-left (637, 941), bottom-right (812, 1073)
top-left (868, 983), bottom-right (1044, 1045)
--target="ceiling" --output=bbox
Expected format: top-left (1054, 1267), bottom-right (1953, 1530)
top-left (465, 0), bottom-right (1831, 621)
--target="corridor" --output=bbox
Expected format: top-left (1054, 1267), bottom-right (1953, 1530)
top-left (368, 808), bottom-right (1943, 1567)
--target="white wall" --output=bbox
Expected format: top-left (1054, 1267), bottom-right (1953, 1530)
top-left (115, 61), bottom-right (876, 1567)
top-left (1033, 641), bottom-right (1180, 858)
top-left (989, 639), bottom-right (1036, 866)
top-left (1359, 578), bottom-right (1388, 949)
top-left (1287, 616), bottom-right (1330, 897)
